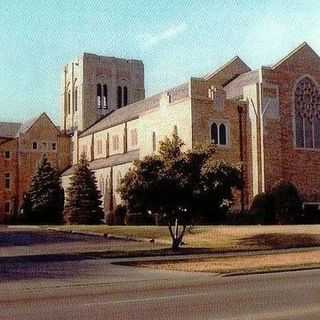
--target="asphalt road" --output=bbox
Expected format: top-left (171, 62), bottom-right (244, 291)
top-left (1, 228), bottom-right (320, 320)
top-left (1, 256), bottom-right (320, 320)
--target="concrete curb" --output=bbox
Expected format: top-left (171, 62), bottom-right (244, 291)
top-left (47, 227), bottom-right (171, 245)
top-left (223, 265), bottom-right (320, 277)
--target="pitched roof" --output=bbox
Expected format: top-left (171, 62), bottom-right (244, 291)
top-left (271, 42), bottom-right (320, 70)
top-left (0, 113), bottom-right (59, 138)
top-left (61, 150), bottom-right (139, 176)
top-left (224, 70), bottom-right (259, 99)
top-left (0, 122), bottom-right (22, 138)
top-left (80, 83), bottom-right (189, 137)
top-left (202, 56), bottom-right (251, 84)
top-left (18, 117), bottom-right (39, 134)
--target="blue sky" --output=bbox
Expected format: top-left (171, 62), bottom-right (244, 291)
top-left (1, 0), bottom-right (320, 123)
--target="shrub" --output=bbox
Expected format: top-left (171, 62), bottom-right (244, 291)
top-left (249, 192), bottom-right (274, 224)
top-left (270, 180), bottom-right (303, 224)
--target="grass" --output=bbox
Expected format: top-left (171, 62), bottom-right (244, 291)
top-left (132, 250), bottom-right (320, 274)
top-left (54, 225), bottom-right (320, 252)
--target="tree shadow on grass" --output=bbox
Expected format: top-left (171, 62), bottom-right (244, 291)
top-left (238, 233), bottom-right (320, 250)
top-left (0, 231), bottom-right (108, 247)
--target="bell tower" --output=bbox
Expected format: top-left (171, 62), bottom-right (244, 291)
top-left (60, 53), bottom-right (145, 133)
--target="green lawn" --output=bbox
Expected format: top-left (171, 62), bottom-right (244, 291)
top-left (54, 225), bottom-right (320, 252)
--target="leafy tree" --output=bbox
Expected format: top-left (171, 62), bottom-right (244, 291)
top-left (24, 155), bottom-right (64, 224)
top-left (119, 133), bottom-right (242, 250)
top-left (64, 154), bottom-right (103, 224)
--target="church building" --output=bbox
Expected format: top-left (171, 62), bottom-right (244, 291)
top-left (61, 42), bottom-right (320, 223)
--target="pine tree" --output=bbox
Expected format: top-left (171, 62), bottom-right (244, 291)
top-left (26, 155), bottom-right (64, 224)
top-left (64, 154), bottom-right (104, 224)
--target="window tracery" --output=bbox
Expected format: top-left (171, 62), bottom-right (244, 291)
top-left (294, 77), bottom-right (320, 148)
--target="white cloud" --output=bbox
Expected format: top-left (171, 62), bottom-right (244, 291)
top-left (139, 22), bottom-right (188, 49)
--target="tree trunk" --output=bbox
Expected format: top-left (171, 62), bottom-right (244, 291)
top-left (171, 237), bottom-right (181, 250)
top-left (168, 220), bottom-right (187, 251)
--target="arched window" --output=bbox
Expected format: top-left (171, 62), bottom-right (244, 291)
top-left (211, 121), bottom-right (228, 146)
top-left (74, 87), bottom-right (78, 112)
top-left (117, 86), bottom-right (122, 108)
top-left (219, 123), bottom-right (226, 145)
top-left (152, 132), bottom-right (157, 152)
top-left (97, 84), bottom-right (102, 109)
top-left (67, 90), bottom-right (71, 114)
top-left (103, 85), bottom-right (108, 109)
top-left (123, 86), bottom-right (128, 106)
top-left (294, 76), bottom-right (320, 148)
top-left (211, 123), bottom-right (218, 144)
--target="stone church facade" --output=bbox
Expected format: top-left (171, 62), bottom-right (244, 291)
top-left (1, 42), bottom-right (319, 223)
top-left (61, 42), bottom-right (320, 223)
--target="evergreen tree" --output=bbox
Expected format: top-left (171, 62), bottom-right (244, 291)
top-left (64, 154), bottom-right (104, 224)
top-left (25, 155), bottom-right (64, 224)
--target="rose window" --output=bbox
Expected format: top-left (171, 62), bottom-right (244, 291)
top-left (295, 77), bottom-right (320, 148)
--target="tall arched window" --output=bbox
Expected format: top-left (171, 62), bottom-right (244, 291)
top-left (152, 132), bottom-right (157, 152)
top-left (67, 90), bottom-right (71, 114)
top-left (103, 85), bottom-right (108, 109)
top-left (295, 76), bottom-right (320, 148)
top-left (211, 123), bottom-right (218, 144)
top-left (97, 84), bottom-right (102, 109)
top-left (74, 87), bottom-right (78, 112)
top-left (123, 86), bottom-right (128, 106)
top-left (117, 86), bottom-right (122, 108)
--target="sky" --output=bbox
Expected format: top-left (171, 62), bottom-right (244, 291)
top-left (1, 0), bottom-right (320, 123)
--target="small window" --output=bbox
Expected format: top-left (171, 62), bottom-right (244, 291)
top-left (67, 91), bottom-right (71, 114)
top-left (5, 173), bottom-right (10, 190)
top-left (32, 142), bottom-right (38, 150)
top-left (211, 121), bottom-right (228, 146)
top-left (219, 123), bottom-right (227, 145)
top-left (97, 84), bottom-right (102, 109)
top-left (4, 201), bottom-right (10, 214)
top-left (74, 87), bottom-right (78, 112)
top-left (103, 85), bottom-right (108, 109)
top-left (152, 132), bottom-right (157, 152)
top-left (52, 143), bottom-right (57, 151)
top-left (131, 129), bottom-right (138, 147)
top-left (4, 151), bottom-right (11, 159)
top-left (117, 86), bottom-right (122, 108)
top-left (97, 140), bottom-right (103, 155)
top-left (123, 86), bottom-right (128, 106)
top-left (112, 136), bottom-right (119, 151)
top-left (211, 123), bottom-right (218, 144)
top-left (82, 145), bottom-right (88, 158)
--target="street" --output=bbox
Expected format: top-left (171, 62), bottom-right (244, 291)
top-left (1, 257), bottom-right (320, 319)
top-left (1, 228), bottom-right (320, 319)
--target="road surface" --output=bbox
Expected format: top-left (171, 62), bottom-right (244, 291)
top-left (1, 255), bottom-right (320, 320)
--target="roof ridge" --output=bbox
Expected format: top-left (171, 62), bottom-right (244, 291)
top-left (203, 56), bottom-right (250, 80)
top-left (272, 42), bottom-right (319, 69)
